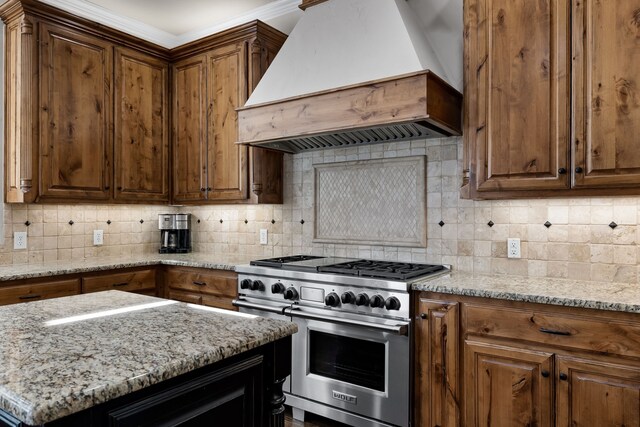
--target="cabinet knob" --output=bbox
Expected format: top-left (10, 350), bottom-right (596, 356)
top-left (105, 186), bottom-right (110, 190)
top-left (541, 370), bottom-right (550, 378)
top-left (420, 313), bottom-right (427, 319)
top-left (207, 187), bottom-right (212, 191)
top-left (559, 373), bottom-right (568, 381)
top-left (200, 188), bottom-right (206, 192)
top-left (575, 167), bottom-right (583, 173)
top-left (117, 186), bottom-right (122, 191)
top-left (558, 168), bottom-right (567, 175)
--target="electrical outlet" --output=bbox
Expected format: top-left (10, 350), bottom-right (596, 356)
top-left (14, 232), bottom-right (27, 250)
top-left (507, 238), bottom-right (521, 259)
top-left (259, 229), bottom-right (268, 245)
top-left (93, 229), bottom-right (104, 246)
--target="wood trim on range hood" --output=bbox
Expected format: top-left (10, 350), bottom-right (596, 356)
top-left (236, 70), bottom-right (462, 154)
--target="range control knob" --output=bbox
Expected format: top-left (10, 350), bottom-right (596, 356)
top-left (341, 291), bottom-right (356, 305)
top-left (384, 297), bottom-right (401, 311)
top-left (271, 282), bottom-right (285, 294)
top-left (370, 294), bottom-right (385, 308)
top-left (240, 279), bottom-right (252, 290)
top-left (250, 280), bottom-right (264, 291)
top-left (283, 287), bottom-right (299, 301)
top-left (325, 292), bottom-right (340, 307)
top-left (355, 293), bottom-right (369, 306)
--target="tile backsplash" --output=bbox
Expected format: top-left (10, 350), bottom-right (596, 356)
top-left (3, 136), bottom-right (640, 283)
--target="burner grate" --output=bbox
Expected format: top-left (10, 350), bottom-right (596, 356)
top-left (250, 255), bottom-right (324, 268)
top-left (318, 260), bottom-right (445, 280)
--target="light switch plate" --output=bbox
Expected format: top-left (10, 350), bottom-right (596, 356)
top-left (14, 232), bottom-right (27, 250)
top-left (259, 229), bottom-right (268, 245)
top-left (93, 229), bottom-right (104, 246)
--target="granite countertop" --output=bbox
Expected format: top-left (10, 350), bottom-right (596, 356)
top-left (413, 271), bottom-right (640, 314)
top-left (0, 291), bottom-right (297, 425)
top-left (0, 253), bottom-right (256, 282)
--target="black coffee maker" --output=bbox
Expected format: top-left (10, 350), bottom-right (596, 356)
top-left (158, 213), bottom-right (191, 253)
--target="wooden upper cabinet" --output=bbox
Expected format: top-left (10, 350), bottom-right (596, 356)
top-left (114, 47), bottom-right (169, 202)
top-left (206, 42), bottom-right (249, 201)
top-left (172, 55), bottom-right (208, 203)
top-left (572, 0), bottom-right (640, 188)
top-left (39, 22), bottom-right (113, 201)
top-left (464, 339), bottom-right (554, 427)
top-left (467, 0), bottom-right (570, 194)
top-left (556, 354), bottom-right (640, 426)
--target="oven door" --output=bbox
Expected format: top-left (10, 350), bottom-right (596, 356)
top-left (286, 306), bottom-right (410, 427)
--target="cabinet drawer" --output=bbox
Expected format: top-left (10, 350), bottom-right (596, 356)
top-left (83, 269), bottom-right (156, 294)
top-left (465, 304), bottom-right (640, 358)
top-left (165, 268), bottom-right (237, 297)
top-left (202, 294), bottom-right (237, 311)
top-left (0, 279), bottom-right (80, 306)
top-left (168, 289), bottom-right (202, 305)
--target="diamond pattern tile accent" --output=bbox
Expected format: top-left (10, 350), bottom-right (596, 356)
top-left (314, 156), bottom-right (427, 247)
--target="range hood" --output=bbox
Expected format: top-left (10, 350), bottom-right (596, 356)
top-left (236, 0), bottom-right (462, 154)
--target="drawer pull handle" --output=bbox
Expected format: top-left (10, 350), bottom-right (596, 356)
top-left (19, 294), bottom-right (41, 300)
top-left (112, 282), bottom-right (129, 287)
top-left (539, 327), bottom-right (571, 336)
top-left (192, 281), bottom-right (207, 286)
top-left (541, 370), bottom-right (550, 378)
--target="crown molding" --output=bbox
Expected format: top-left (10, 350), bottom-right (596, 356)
top-left (37, 0), bottom-right (300, 48)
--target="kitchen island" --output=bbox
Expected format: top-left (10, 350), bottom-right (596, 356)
top-left (0, 291), bottom-right (296, 426)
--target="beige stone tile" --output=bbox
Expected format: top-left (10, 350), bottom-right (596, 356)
top-left (568, 262), bottom-right (592, 280)
top-left (590, 244), bottom-right (613, 264)
top-left (613, 245), bottom-right (637, 265)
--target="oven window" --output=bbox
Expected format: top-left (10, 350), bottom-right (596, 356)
top-left (309, 331), bottom-right (385, 391)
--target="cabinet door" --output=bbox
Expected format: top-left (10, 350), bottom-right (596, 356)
top-left (206, 42), bottom-right (249, 201)
top-left (172, 55), bottom-right (207, 203)
top-left (467, 0), bottom-right (570, 193)
top-left (414, 298), bottom-right (459, 427)
top-left (573, 0), bottom-right (640, 188)
top-left (0, 278), bottom-right (80, 306)
top-left (464, 340), bottom-right (553, 427)
top-left (114, 47), bottom-right (169, 202)
top-left (39, 23), bottom-right (112, 201)
top-left (556, 355), bottom-right (640, 426)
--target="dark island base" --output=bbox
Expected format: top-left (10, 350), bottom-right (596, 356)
top-left (0, 336), bottom-right (291, 427)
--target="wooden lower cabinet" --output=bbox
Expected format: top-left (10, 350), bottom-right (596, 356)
top-left (82, 268), bottom-right (156, 295)
top-left (414, 298), bottom-right (460, 427)
top-left (163, 267), bottom-right (237, 311)
top-left (0, 278), bottom-right (80, 306)
top-left (415, 292), bottom-right (640, 427)
top-left (463, 340), bottom-right (553, 427)
top-left (556, 355), bottom-right (640, 426)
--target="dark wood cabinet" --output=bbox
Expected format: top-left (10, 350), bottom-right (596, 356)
top-left (82, 268), bottom-right (157, 295)
top-left (172, 54), bottom-right (208, 203)
top-left (171, 23), bottom-right (286, 205)
top-left (114, 47), bottom-right (169, 202)
top-left (163, 267), bottom-right (238, 311)
top-left (463, 339), bottom-right (554, 427)
top-left (38, 22), bottom-right (113, 201)
top-left (556, 354), bottom-right (640, 426)
top-left (463, 0), bottom-right (640, 199)
top-left (463, 0), bottom-right (570, 197)
top-left (0, 277), bottom-right (80, 306)
top-left (414, 298), bottom-right (459, 427)
top-left (572, 0), bottom-right (640, 189)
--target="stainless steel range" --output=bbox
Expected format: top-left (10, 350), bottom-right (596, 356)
top-left (233, 256), bottom-right (448, 427)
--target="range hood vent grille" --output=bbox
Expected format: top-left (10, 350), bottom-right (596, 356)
top-left (264, 122), bottom-right (445, 154)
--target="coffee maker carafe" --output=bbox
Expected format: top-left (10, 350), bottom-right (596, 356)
top-left (159, 213), bottom-right (191, 253)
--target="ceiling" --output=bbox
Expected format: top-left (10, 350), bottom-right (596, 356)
top-left (39, 0), bottom-right (303, 48)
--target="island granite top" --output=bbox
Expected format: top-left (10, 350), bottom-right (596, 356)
top-left (412, 271), bottom-right (640, 314)
top-left (0, 291), bottom-right (297, 425)
top-left (0, 253), bottom-right (255, 282)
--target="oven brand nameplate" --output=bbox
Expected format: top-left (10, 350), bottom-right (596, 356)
top-left (300, 286), bottom-right (325, 303)
top-left (332, 390), bottom-right (357, 405)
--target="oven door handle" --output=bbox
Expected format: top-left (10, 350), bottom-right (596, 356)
top-left (286, 307), bottom-right (409, 336)
top-left (232, 299), bottom-right (289, 315)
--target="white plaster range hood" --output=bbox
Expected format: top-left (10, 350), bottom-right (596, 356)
top-left (236, 0), bottom-right (463, 153)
